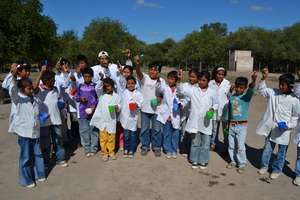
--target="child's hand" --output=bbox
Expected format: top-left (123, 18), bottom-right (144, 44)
top-left (251, 71), bottom-right (258, 82)
top-left (10, 63), bottom-right (17, 75)
top-left (261, 68), bottom-right (269, 80)
top-left (80, 97), bottom-right (87, 104)
top-left (230, 84), bottom-right (235, 93)
top-left (178, 69), bottom-right (183, 81)
top-left (134, 55), bottom-right (141, 66)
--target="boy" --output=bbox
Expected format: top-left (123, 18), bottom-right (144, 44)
top-left (256, 68), bottom-right (300, 179)
top-left (226, 72), bottom-right (257, 174)
top-left (135, 56), bottom-right (166, 157)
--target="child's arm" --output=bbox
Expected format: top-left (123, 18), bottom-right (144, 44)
top-left (134, 55), bottom-right (143, 81)
top-left (258, 68), bottom-right (273, 98)
top-left (10, 76), bottom-right (20, 105)
top-left (242, 71), bottom-right (257, 102)
top-left (177, 82), bottom-right (192, 98)
top-left (2, 63), bottom-right (16, 90)
top-left (288, 99), bottom-right (300, 130)
top-left (95, 81), bottom-right (104, 97)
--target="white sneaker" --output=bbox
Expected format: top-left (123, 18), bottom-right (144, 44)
top-left (258, 168), bottom-right (268, 175)
top-left (172, 154), bottom-right (177, 159)
top-left (270, 172), bottom-right (280, 179)
top-left (25, 183), bottom-right (36, 188)
top-left (293, 176), bottom-right (300, 186)
top-left (102, 155), bottom-right (109, 162)
top-left (89, 152), bottom-right (96, 156)
top-left (166, 154), bottom-right (172, 159)
top-left (37, 178), bottom-right (46, 182)
top-left (191, 163), bottom-right (199, 169)
top-left (57, 161), bottom-right (68, 167)
top-left (86, 153), bottom-right (91, 157)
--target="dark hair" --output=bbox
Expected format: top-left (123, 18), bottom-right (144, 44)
top-left (212, 67), bottom-right (227, 80)
top-left (82, 67), bottom-right (94, 77)
top-left (188, 68), bottom-right (199, 77)
top-left (235, 77), bottom-right (248, 87)
top-left (123, 65), bottom-right (133, 73)
top-left (279, 73), bottom-right (295, 89)
top-left (167, 70), bottom-right (178, 81)
top-left (198, 71), bottom-right (211, 81)
top-left (17, 62), bottom-right (31, 72)
top-left (126, 75), bottom-right (137, 84)
top-left (148, 61), bottom-right (160, 70)
top-left (102, 78), bottom-right (115, 93)
top-left (17, 78), bottom-right (32, 90)
top-left (76, 54), bottom-right (88, 65)
top-left (41, 71), bottom-right (55, 84)
top-left (59, 58), bottom-right (70, 66)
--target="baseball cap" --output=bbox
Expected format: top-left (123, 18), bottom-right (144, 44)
top-left (98, 51), bottom-right (109, 58)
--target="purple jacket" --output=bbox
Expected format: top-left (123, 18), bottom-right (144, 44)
top-left (75, 82), bottom-right (98, 119)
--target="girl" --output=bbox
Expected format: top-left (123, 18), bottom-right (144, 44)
top-left (179, 68), bottom-right (198, 157)
top-left (209, 67), bottom-right (231, 151)
top-left (9, 78), bottom-right (45, 188)
top-left (178, 71), bottom-right (218, 169)
top-left (90, 78), bottom-right (121, 161)
top-left (120, 76), bottom-right (143, 158)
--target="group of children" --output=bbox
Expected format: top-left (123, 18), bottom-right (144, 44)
top-left (3, 50), bottom-right (300, 188)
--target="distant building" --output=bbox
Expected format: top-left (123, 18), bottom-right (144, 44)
top-left (229, 50), bottom-right (253, 72)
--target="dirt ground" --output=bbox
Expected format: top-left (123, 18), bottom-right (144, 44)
top-left (0, 75), bottom-right (299, 200)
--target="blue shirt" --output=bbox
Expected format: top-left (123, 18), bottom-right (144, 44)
top-left (228, 88), bottom-right (255, 121)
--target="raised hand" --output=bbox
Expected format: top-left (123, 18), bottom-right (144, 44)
top-left (251, 71), bottom-right (258, 82)
top-left (261, 68), bottom-right (269, 80)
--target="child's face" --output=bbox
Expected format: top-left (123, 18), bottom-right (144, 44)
top-left (235, 84), bottom-right (247, 95)
top-left (198, 76), bottom-right (209, 89)
top-left (148, 67), bottom-right (158, 79)
top-left (61, 64), bottom-right (69, 73)
top-left (123, 68), bottom-right (132, 78)
top-left (189, 72), bottom-right (198, 85)
top-left (104, 83), bottom-right (113, 94)
top-left (23, 85), bottom-right (33, 97)
top-left (215, 70), bottom-right (225, 83)
top-left (78, 61), bottom-right (87, 71)
top-left (167, 76), bottom-right (177, 87)
top-left (279, 81), bottom-right (291, 94)
top-left (83, 74), bottom-right (92, 84)
top-left (126, 79), bottom-right (136, 91)
top-left (99, 56), bottom-right (109, 68)
top-left (18, 69), bottom-right (31, 79)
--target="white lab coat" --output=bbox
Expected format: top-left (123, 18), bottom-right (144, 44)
top-left (140, 73), bottom-right (166, 114)
top-left (8, 86), bottom-right (40, 138)
top-left (119, 89), bottom-right (143, 131)
top-left (38, 87), bottom-right (62, 127)
top-left (90, 92), bottom-right (121, 133)
top-left (209, 79), bottom-right (231, 120)
top-left (178, 83), bottom-right (218, 135)
top-left (256, 80), bottom-right (300, 145)
top-left (156, 84), bottom-right (181, 129)
top-left (292, 82), bottom-right (300, 147)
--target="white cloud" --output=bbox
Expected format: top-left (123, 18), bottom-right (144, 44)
top-left (250, 5), bottom-right (272, 12)
top-left (136, 0), bottom-right (163, 8)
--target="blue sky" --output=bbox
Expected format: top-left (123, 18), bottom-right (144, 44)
top-left (42, 0), bottom-right (300, 44)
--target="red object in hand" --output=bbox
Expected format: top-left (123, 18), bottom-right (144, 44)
top-left (70, 88), bottom-right (77, 96)
top-left (129, 102), bottom-right (136, 111)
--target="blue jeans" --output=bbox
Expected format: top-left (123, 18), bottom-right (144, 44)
top-left (40, 126), bottom-right (52, 167)
top-left (163, 122), bottom-right (180, 154)
top-left (261, 138), bottom-right (288, 173)
top-left (190, 132), bottom-right (210, 164)
top-left (296, 147), bottom-right (300, 177)
top-left (228, 124), bottom-right (248, 167)
top-left (211, 120), bottom-right (228, 146)
top-left (79, 119), bottom-right (98, 153)
top-left (123, 129), bottom-right (137, 153)
top-left (51, 125), bottom-right (66, 163)
top-left (18, 136), bottom-right (45, 186)
top-left (140, 112), bottom-right (162, 151)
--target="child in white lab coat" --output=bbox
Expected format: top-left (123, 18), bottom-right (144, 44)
top-left (156, 71), bottom-right (181, 159)
top-left (293, 76), bottom-right (300, 186)
top-left (90, 78), bottom-right (121, 161)
top-left (178, 71), bottom-right (218, 169)
top-left (119, 76), bottom-right (143, 158)
top-left (9, 78), bottom-right (45, 188)
top-left (256, 68), bottom-right (300, 179)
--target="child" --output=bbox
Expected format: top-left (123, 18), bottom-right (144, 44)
top-left (178, 71), bottom-right (218, 169)
top-left (226, 72), bottom-right (257, 174)
top-left (119, 76), bottom-right (143, 158)
top-left (135, 56), bottom-right (165, 157)
top-left (37, 70), bottom-right (68, 169)
top-left (179, 68), bottom-right (198, 157)
top-left (90, 78), bottom-right (121, 161)
top-left (119, 65), bottom-right (141, 92)
top-left (256, 68), bottom-right (300, 179)
top-left (209, 67), bottom-right (231, 151)
top-left (75, 67), bottom-right (98, 157)
top-left (9, 78), bottom-right (45, 188)
top-left (156, 71), bottom-right (181, 159)
top-left (293, 74), bottom-right (300, 186)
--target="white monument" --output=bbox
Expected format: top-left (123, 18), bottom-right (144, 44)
top-left (229, 50), bottom-right (253, 72)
